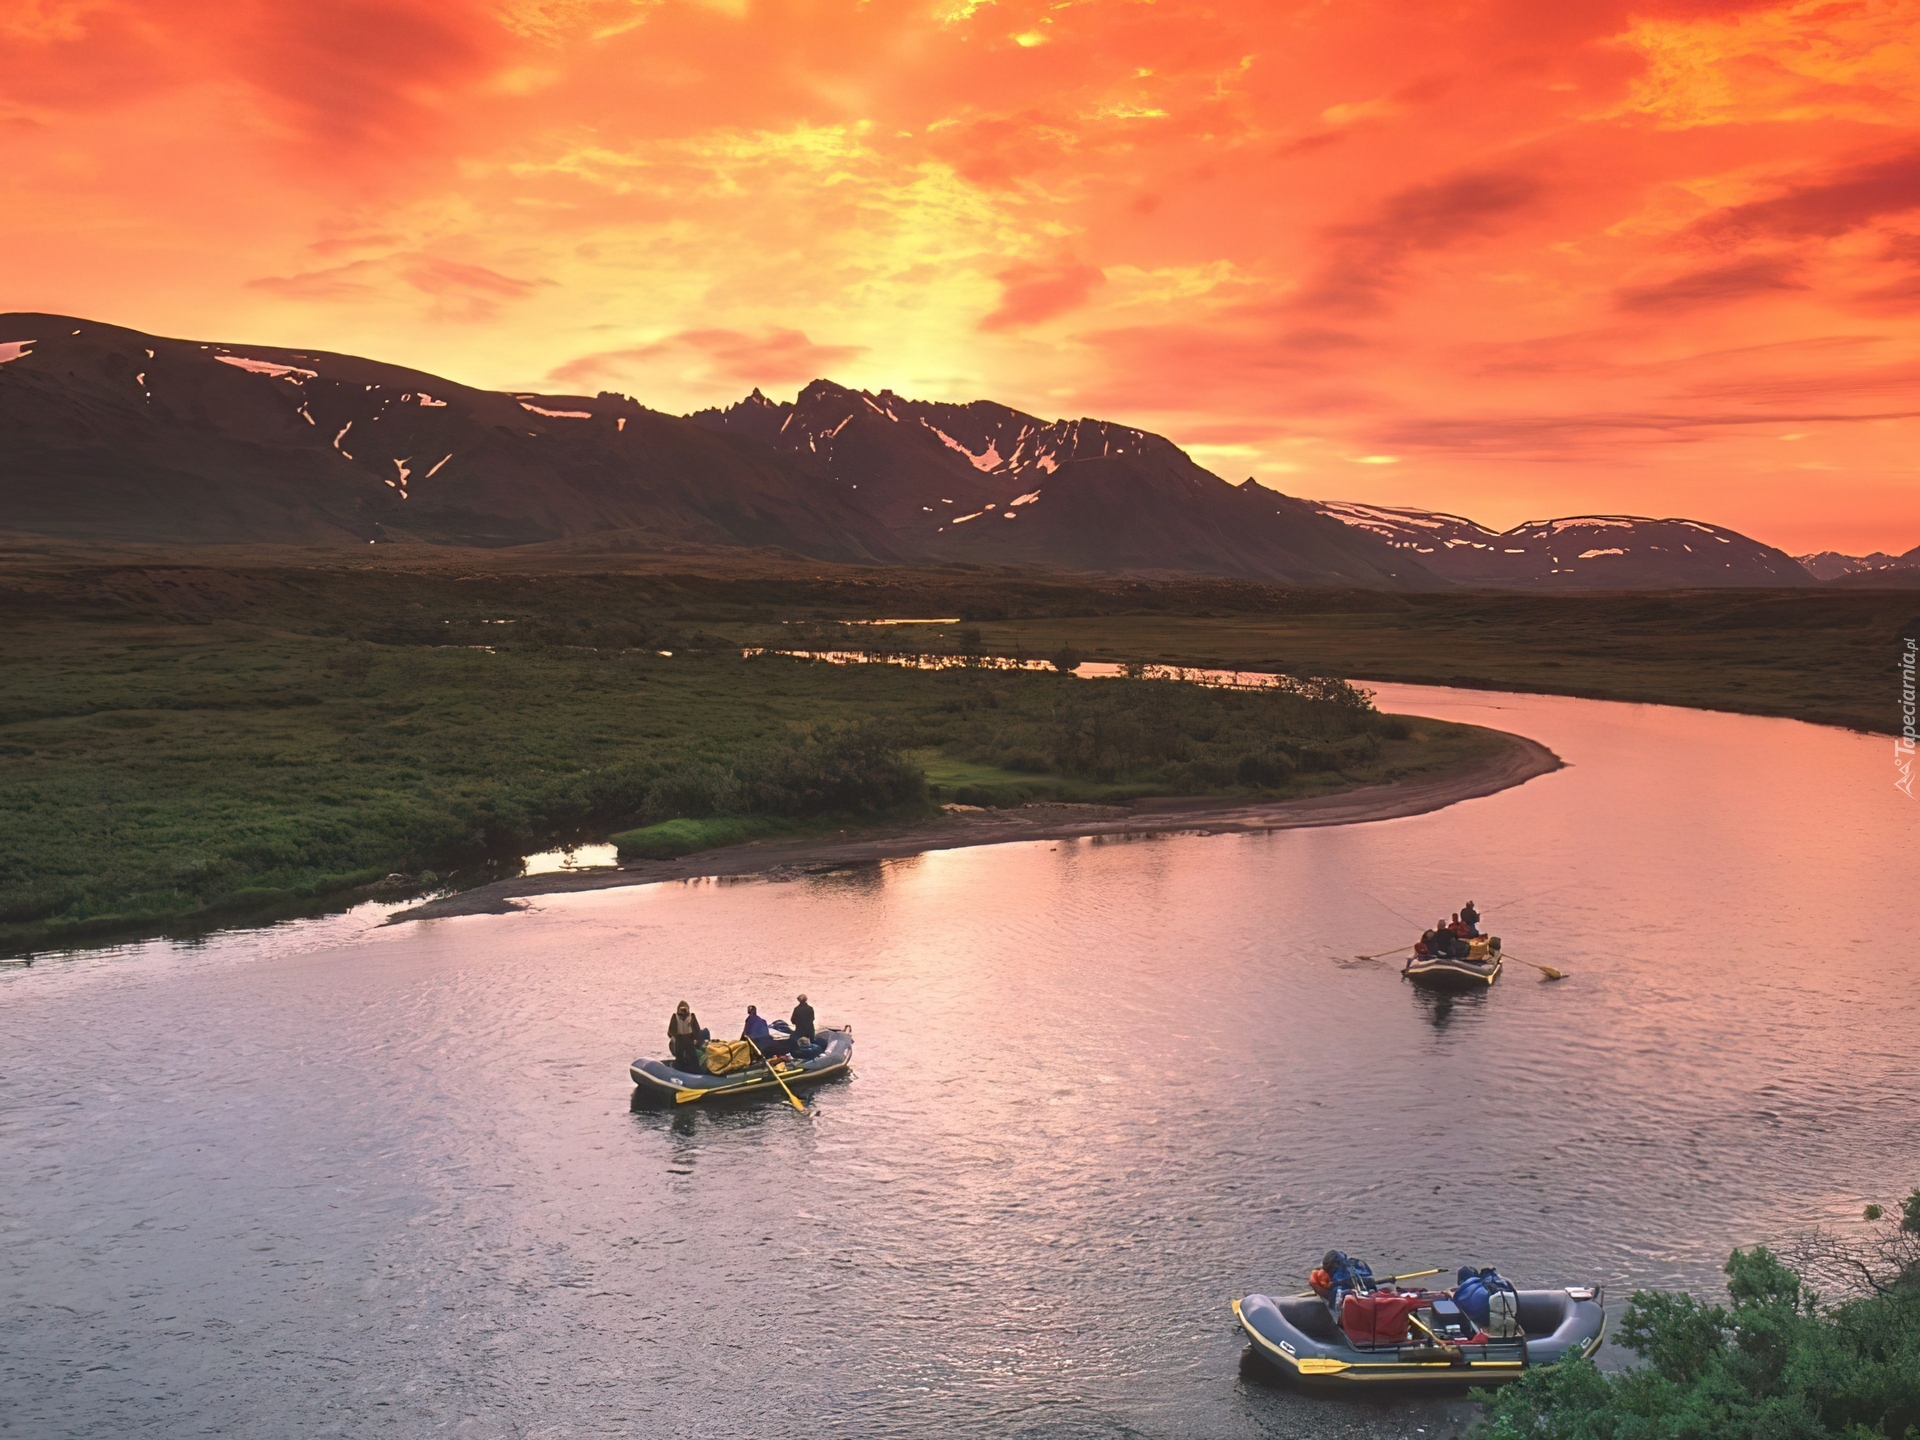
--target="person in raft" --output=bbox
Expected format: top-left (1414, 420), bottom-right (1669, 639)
top-left (742, 1004), bottom-right (790, 1058)
top-left (667, 1002), bottom-right (705, 1073)
top-left (1460, 901), bottom-right (1481, 936)
top-left (788, 994), bottom-right (819, 1058)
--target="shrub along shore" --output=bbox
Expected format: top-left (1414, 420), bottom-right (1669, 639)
top-left (1482, 1192), bottom-right (1920, 1440)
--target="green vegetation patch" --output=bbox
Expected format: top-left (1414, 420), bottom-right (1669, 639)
top-left (917, 754), bottom-right (1145, 807)
top-left (0, 562), bottom-right (1513, 951)
top-left (1483, 1192), bottom-right (1920, 1440)
top-left (610, 816), bottom-right (790, 860)
top-left (0, 564), bottom-right (1551, 960)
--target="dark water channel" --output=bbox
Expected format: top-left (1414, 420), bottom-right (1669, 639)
top-left (3, 686), bottom-right (1915, 1438)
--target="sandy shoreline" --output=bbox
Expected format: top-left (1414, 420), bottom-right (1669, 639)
top-left (391, 731), bottom-right (1562, 924)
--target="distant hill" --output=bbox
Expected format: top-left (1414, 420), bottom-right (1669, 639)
top-left (688, 381), bottom-right (1434, 587)
top-left (1308, 501), bottom-right (1814, 588)
top-left (0, 314), bottom-right (900, 558)
top-left (1796, 548), bottom-right (1920, 584)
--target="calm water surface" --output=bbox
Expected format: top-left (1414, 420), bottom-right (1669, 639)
top-left (3, 686), bottom-right (1915, 1439)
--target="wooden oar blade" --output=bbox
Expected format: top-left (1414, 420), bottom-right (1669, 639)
top-left (745, 1036), bottom-right (809, 1112)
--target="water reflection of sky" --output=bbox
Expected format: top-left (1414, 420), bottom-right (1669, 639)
top-left (745, 645), bottom-right (1327, 691)
top-left (522, 842), bottom-right (619, 875)
top-left (4, 685), bottom-right (1913, 1438)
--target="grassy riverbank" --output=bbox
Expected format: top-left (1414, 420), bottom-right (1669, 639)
top-left (2, 552), bottom-right (1903, 951)
top-left (0, 561), bottom-right (1504, 950)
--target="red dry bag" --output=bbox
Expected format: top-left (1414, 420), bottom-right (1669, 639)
top-left (1340, 1290), bottom-right (1423, 1346)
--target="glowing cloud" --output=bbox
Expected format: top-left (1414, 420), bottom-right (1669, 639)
top-left (3, 0), bottom-right (1918, 550)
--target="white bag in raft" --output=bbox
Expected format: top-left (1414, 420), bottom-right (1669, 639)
top-left (1486, 1287), bottom-right (1520, 1338)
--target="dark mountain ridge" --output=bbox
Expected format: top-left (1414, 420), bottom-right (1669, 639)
top-left (1, 314), bottom-right (1835, 592)
top-left (688, 380), bottom-right (1436, 587)
top-left (0, 314), bottom-right (901, 558)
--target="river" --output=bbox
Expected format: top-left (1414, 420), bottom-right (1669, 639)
top-left (2, 685), bottom-right (1914, 1439)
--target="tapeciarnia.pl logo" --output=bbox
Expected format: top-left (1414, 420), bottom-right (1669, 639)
top-left (1898, 636), bottom-right (1916, 798)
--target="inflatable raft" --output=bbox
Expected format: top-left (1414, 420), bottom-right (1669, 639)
top-left (1404, 936), bottom-right (1502, 990)
top-left (630, 1026), bottom-right (854, 1105)
top-left (1234, 1282), bottom-right (1605, 1388)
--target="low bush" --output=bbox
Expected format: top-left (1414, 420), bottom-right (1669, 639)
top-left (632, 721), bottom-right (927, 824)
top-left (910, 672), bottom-right (1383, 789)
top-left (1480, 1194), bottom-right (1920, 1440)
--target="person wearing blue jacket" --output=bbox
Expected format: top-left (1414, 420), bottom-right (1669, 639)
top-left (742, 1005), bottom-right (791, 1057)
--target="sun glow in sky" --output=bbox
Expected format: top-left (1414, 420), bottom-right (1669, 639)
top-left (6, 0), bottom-right (1920, 551)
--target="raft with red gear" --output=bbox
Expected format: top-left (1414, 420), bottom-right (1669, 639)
top-left (1232, 1252), bottom-right (1605, 1387)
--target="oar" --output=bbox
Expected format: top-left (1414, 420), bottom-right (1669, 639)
top-left (746, 1035), bottom-right (807, 1112)
top-left (1354, 942), bottom-right (1416, 961)
top-left (1502, 949), bottom-right (1566, 981)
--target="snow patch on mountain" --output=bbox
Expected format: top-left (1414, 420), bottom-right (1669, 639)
top-left (1309, 501), bottom-right (1810, 587)
top-left (922, 420), bottom-right (1003, 471)
top-left (217, 355), bottom-right (318, 381)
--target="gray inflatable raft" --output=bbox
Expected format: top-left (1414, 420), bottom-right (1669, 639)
top-left (1234, 1284), bottom-right (1605, 1387)
top-left (630, 1026), bottom-right (853, 1105)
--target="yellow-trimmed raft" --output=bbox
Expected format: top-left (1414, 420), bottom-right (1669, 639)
top-left (630, 1026), bottom-right (853, 1105)
top-left (1403, 936), bottom-right (1503, 990)
top-left (1233, 1285), bottom-right (1605, 1388)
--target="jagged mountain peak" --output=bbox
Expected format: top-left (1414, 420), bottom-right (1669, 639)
top-left (694, 379), bottom-right (1179, 497)
top-left (0, 313), bottom-right (902, 555)
top-left (686, 380), bottom-right (1436, 587)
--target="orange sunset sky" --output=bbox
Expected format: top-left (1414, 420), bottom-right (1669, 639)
top-left (5, 0), bottom-right (1919, 553)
